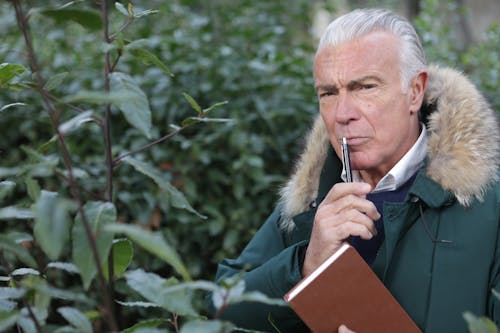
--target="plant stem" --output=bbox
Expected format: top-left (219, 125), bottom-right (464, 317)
top-left (11, 1), bottom-right (118, 331)
top-left (101, 0), bottom-right (119, 329)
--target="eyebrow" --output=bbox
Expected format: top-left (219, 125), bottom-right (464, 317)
top-left (315, 75), bottom-right (383, 91)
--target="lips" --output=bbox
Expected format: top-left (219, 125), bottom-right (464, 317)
top-left (340, 136), bottom-right (368, 146)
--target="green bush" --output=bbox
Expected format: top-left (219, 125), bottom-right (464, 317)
top-left (1, 0), bottom-right (497, 331)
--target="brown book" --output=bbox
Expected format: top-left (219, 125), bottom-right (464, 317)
top-left (284, 244), bottom-right (422, 333)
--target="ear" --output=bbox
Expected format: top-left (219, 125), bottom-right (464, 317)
top-left (408, 70), bottom-right (428, 114)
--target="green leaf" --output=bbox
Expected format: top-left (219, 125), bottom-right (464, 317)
top-left (58, 110), bottom-right (94, 135)
top-left (0, 287), bottom-right (26, 299)
top-left (122, 319), bottom-right (169, 333)
top-left (0, 235), bottom-right (37, 268)
top-left (11, 268), bottom-right (40, 279)
top-left (0, 180), bottom-right (15, 201)
top-left (33, 191), bottom-right (75, 260)
top-left (72, 201), bottom-right (116, 290)
top-left (0, 311), bottom-right (19, 332)
top-left (103, 238), bottom-right (133, 279)
top-left (0, 63), bottom-right (27, 86)
top-left (105, 224), bottom-right (191, 281)
top-left (123, 157), bottom-right (206, 218)
top-left (25, 177), bottom-right (41, 202)
top-left (36, 284), bottom-right (92, 305)
top-left (182, 93), bottom-right (202, 113)
top-left (127, 48), bottom-right (173, 77)
top-left (464, 312), bottom-right (499, 333)
top-left (202, 100), bottom-right (228, 115)
top-left (180, 319), bottom-right (235, 333)
top-left (0, 299), bottom-right (17, 312)
top-left (39, 8), bottom-right (103, 31)
top-left (125, 269), bottom-right (196, 315)
top-left (46, 262), bottom-right (79, 274)
top-left (0, 102), bottom-right (27, 112)
top-left (44, 72), bottom-right (69, 91)
top-left (58, 307), bottom-right (93, 333)
top-left (63, 91), bottom-right (131, 105)
top-left (115, 2), bottom-right (130, 16)
top-left (182, 116), bottom-right (233, 126)
top-left (110, 72), bottom-right (152, 138)
top-left (0, 206), bottom-right (34, 220)
top-left (116, 301), bottom-right (160, 308)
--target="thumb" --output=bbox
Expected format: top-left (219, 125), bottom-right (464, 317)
top-left (338, 324), bottom-right (357, 333)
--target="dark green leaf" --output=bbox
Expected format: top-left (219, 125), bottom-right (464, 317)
top-left (33, 191), bottom-right (75, 260)
top-left (0, 63), bottom-right (26, 86)
top-left (180, 320), bottom-right (235, 333)
top-left (123, 157), bottom-right (205, 219)
top-left (0, 235), bottom-right (37, 268)
top-left (0, 206), bottom-right (34, 220)
top-left (125, 269), bottom-right (196, 315)
top-left (72, 201), bottom-right (116, 290)
top-left (63, 91), bottom-right (131, 105)
top-left (127, 48), bottom-right (173, 77)
top-left (25, 177), bottom-right (41, 202)
top-left (0, 180), bottom-right (15, 201)
top-left (105, 224), bottom-right (191, 281)
top-left (0, 311), bottom-right (19, 332)
top-left (39, 8), bottom-right (103, 31)
top-left (103, 238), bottom-right (133, 279)
top-left (58, 307), bottom-right (93, 333)
top-left (182, 93), bottom-right (202, 113)
top-left (110, 72), bottom-right (152, 138)
top-left (202, 101), bottom-right (228, 114)
top-left (122, 319), bottom-right (169, 333)
top-left (44, 72), bottom-right (68, 91)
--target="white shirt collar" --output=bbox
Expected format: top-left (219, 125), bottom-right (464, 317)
top-left (342, 125), bottom-right (427, 193)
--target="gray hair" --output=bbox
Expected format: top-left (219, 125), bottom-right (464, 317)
top-left (317, 8), bottom-right (427, 91)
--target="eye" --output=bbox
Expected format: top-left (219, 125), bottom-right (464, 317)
top-left (319, 90), bottom-right (337, 98)
top-left (362, 84), bottom-right (377, 90)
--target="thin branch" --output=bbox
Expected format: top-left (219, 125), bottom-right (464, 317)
top-left (109, 17), bottom-right (135, 42)
top-left (112, 125), bottom-right (188, 167)
top-left (11, 1), bottom-right (118, 331)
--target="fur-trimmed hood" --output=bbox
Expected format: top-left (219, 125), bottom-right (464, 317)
top-left (279, 65), bottom-right (499, 229)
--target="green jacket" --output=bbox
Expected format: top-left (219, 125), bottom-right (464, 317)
top-left (214, 66), bottom-right (500, 333)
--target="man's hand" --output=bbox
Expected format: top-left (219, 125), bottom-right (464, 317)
top-left (302, 182), bottom-right (380, 277)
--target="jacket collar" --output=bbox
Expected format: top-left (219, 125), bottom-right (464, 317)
top-left (279, 65), bottom-right (499, 231)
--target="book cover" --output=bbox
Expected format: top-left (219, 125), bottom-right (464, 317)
top-left (284, 244), bottom-right (422, 333)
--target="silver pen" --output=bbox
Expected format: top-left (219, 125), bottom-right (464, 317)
top-left (341, 137), bottom-right (353, 182)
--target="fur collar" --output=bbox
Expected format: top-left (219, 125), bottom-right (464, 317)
top-left (279, 65), bottom-right (499, 229)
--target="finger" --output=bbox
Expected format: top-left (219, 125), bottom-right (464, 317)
top-left (319, 193), bottom-right (380, 221)
top-left (333, 221), bottom-right (376, 241)
top-left (338, 325), bottom-right (356, 333)
top-left (322, 182), bottom-right (372, 204)
top-left (319, 209), bottom-right (378, 237)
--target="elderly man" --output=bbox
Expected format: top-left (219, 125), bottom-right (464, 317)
top-left (212, 8), bottom-right (499, 333)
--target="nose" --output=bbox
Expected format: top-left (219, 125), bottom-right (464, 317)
top-left (335, 91), bottom-right (359, 125)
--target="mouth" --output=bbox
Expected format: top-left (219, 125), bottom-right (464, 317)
top-left (338, 136), bottom-right (367, 146)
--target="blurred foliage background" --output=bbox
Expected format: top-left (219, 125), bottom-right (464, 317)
top-left (0, 0), bottom-right (498, 331)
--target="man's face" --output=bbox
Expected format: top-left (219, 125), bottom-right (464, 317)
top-left (313, 31), bottom-right (425, 181)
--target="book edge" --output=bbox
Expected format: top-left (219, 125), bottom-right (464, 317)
top-left (285, 243), bottom-right (351, 301)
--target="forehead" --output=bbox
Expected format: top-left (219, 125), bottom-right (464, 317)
top-left (313, 31), bottom-right (401, 83)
